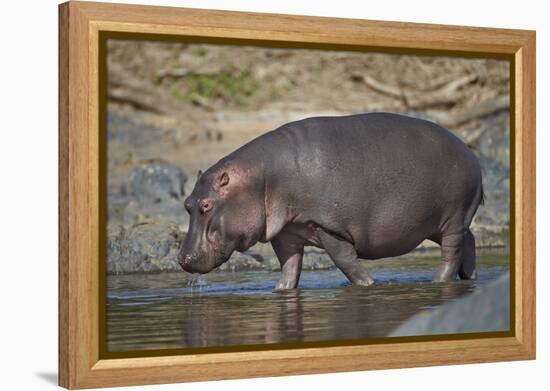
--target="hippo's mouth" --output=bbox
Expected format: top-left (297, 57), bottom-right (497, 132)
top-left (178, 259), bottom-right (213, 274)
top-left (212, 248), bottom-right (233, 268)
top-left (178, 247), bottom-right (233, 274)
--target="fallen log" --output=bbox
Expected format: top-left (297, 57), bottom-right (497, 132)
top-left (421, 73), bottom-right (462, 91)
top-left (404, 74), bottom-right (478, 109)
top-left (360, 75), bottom-right (403, 99)
top-left (357, 72), bottom-right (479, 110)
top-left (108, 62), bottom-right (186, 115)
top-left (156, 67), bottom-right (189, 82)
top-left (108, 87), bottom-right (170, 115)
top-left (430, 95), bottom-right (510, 128)
top-left (463, 126), bottom-right (488, 147)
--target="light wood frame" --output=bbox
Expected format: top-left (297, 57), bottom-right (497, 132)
top-left (59, 1), bottom-right (536, 388)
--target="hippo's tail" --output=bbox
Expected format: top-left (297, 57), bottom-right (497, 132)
top-left (480, 181), bottom-right (485, 205)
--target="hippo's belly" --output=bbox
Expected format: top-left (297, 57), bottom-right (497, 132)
top-left (282, 215), bottom-right (437, 260)
top-left (348, 209), bottom-right (442, 260)
top-left (353, 230), bottom-right (431, 260)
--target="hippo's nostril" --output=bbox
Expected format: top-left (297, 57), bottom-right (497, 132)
top-left (178, 254), bottom-right (193, 268)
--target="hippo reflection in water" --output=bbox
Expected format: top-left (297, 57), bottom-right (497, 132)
top-left (177, 113), bottom-right (484, 290)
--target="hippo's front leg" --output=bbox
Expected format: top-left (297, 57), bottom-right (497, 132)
top-left (271, 233), bottom-right (304, 290)
top-left (318, 229), bottom-right (374, 286)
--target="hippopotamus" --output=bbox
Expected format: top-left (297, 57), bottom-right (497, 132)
top-left (177, 112), bottom-right (484, 289)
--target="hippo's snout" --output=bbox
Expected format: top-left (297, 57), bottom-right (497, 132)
top-left (177, 251), bottom-right (213, 274)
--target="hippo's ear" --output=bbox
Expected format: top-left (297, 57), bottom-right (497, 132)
top-left (217, 171), bottom-right (230, 188)
top-left (197, 169), bottom-right (203, 178)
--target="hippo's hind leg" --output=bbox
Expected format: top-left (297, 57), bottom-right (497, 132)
top-left (271, 233), bottom-right (304, 290)
top-left (433, 230), bottom-right (466, 282)
top-left (458, 229), bottom-right (477, 280)
top-left (318, 229), bottom-right (374, 286)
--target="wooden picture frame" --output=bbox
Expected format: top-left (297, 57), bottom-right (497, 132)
top-left (58, 1), bottom-right (536, 388)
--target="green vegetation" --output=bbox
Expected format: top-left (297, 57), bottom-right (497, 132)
top-left (193, 46), bottom-right (207, 57)
top-left (172, 70), bottom-right (259, 107)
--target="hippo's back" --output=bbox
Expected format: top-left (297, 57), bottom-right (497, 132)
top-left (275, 113), bottom-right (481, 195)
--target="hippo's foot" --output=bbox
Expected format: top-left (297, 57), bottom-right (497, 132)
top-left (350, 276), bottom-right (375, 287)
top-left (458, 229), bottom-right (477, 280)
top-left (275, 276), bottom-right (301, 290)
top-left (340, 263), bottom-right (375, 287)
top-left (344, 261), bottom-right (375, 286)
top-left (433, 263), bottom-right (459, 282)
top-left (433, 231), bottom-right (466, 282)
top-left (274, 282), bottom-right (297, 291)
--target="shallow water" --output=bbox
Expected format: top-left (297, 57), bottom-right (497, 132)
top-left (106, 253), bottom-right (509, 352)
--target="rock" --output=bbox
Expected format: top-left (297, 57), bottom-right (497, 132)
top-left (107, 221), bottom-right (184, 274)
top-left (107, 111), bottom-right (164, 147)
top-left (473, 155), bottom-right (509, 233)
top-left (470, 225), bottom-right (508, 249)
top-left (390, 272), bottom-right (510, 336)
top-left (473, 111), bottom-right (509, 168)
top-left (302, 248), bottom-right (334, 270)
top-left (218, 252), bottom-right (266, 272)
top-left (132, 199), bottom-right (190, 228)
top-left (125, 161), bottom-right (187, 205)
top-left (107, 161), bottom-right (189, 228)
top-left (217, 247), bottom-right (334, 272)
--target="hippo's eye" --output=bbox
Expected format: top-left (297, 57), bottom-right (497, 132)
top-left (199, 199), bottom-right (213, 214)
